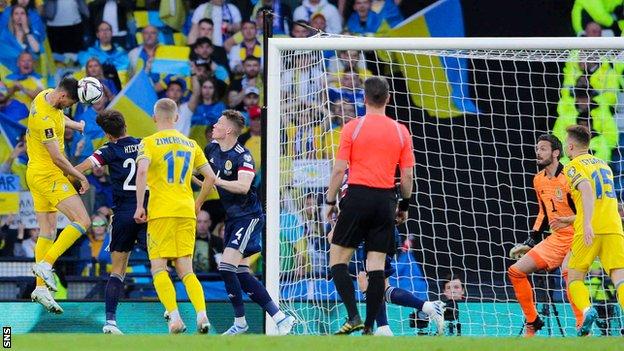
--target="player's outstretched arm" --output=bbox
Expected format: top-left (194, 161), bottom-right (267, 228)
top-left (577, 180), bottom-right (595, 246)
top-left (64, 115), bottom-right (85, 134)
top-left (44, 140), bottom-right (89, 194)
top-left (74, 158), bottom-right (93, 174)
top-left (134, 158), bottom-right (149, 223)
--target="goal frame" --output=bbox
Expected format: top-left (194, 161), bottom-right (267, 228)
top-left (264, 36), bottom-right (624, 335)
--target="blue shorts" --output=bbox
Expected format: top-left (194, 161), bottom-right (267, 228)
top-left (224, 215), bottom-right (263, 258)
top-left (110, 211), bottom-right (147, 252)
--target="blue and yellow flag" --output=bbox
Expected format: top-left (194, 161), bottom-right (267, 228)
top-left (0, 174), bottom-right (20, 214)
top-left (377, 0), bottom-right (478, 118)
top-left (107, 71), bottom-right (158, 138)
top-left (152, 45), bottom-right (191, 76)
top-left (0, 112), bottom-right (27, 167)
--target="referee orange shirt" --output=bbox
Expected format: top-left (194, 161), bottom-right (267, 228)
top-left (336, 113), bottom-right (414, 189)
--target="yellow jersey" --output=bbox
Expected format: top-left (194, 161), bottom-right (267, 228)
top-left (137, 129), bottom-right (209, 220)
top-left (564, 153), bottom-right (623, 236)
top-left (25, 89), bottom-right (66, 177)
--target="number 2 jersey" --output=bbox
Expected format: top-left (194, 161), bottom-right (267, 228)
top-left (89, 136), bottom-right (142, 212)
top-left (564, 153), bottom-right (623, 236)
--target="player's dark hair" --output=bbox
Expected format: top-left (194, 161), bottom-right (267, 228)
top-left (57, 77), bottom-right (79, 102)
top-left (96, 109), bottom-right (127, 138)
top-left (364, 76), bottom-right (389, 108)
top-left (566, 124), bottom-right (591, 147)
top-left (537, 134), bottom-right (562, 160)
top-left (222, 109), bottom-right (245, 136)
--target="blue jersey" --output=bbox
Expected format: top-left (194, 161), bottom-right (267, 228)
top-left (205, 141), bottom-right (262, 220)
top-left (89, 136), bottom-right (142, 211)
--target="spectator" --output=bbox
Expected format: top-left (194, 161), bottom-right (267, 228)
top-left (251, 1), bottom-right (292, 35)
top-left (0, 215), bottom-right (21, 257)
top-left (87, 165), bottom-right (113, 210)
top-left (17, 227), bottom-right (38, 258)
top-left (327, 49), bottom-right (372, 79)
top-left (191, 77), bottom-right (226, 149)
top-left (43, 0), bottom-right (89, 54)
top-left (167, 74), bottom-right (201, 137)
top-left (87, 214), bottom-right (110, 272)
top-left (190, 37), bottom-right (230, 84)
top-left (191, 18), bottom-right (229, 67)
top-left (310, 12), bottom-right (327, 32)
top-left (281, 52), bottom-right (324, 104)
top-left (88, 0), bottom-right (135, 50)
top-left (85, 57), bottom-right (118, 99)
top-left (2, 5), bottom-right (41, 55)
top-left (188, 0), bottom-right (242, 47)
top-left (78, 21), bottom-right (130, 88)
top-left (290, 19), bottom-right (310, 37)
top-left (238, 104), bottom-right (261, 169)
top-left (347, 0), bottom-right (383, 35)
top-left (0, 132), bottom-right (28, 190)
top-left (328, 70), bottom-right (365, 116)
top-left (338, 0), bottom-right (403, 28)
top-left (4, 51), bottom-right (43, 107)
top-left (293, 0), bottom-right (343, 34)
top-left (193, 210), bottom-right (212, 273)
top-left (314, 100), bottom-right (353, 159)
top-left (0, 80), bottom-right (28, 122)
top-left (228, 55), bottom-right (262, 108)
top-left (227, 20), bottom-right (262, 74)
top-left (235, 86), bottom-right (260, 118)
top-left (128, 25), bottom-right (160, 82)
top-left (0, 0), bottom-right (46, 43)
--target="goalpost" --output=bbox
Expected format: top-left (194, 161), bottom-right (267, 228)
top-left (265, 36), bottom-right (624, 336)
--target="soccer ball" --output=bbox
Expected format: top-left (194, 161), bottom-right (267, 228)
top-left (77, 77), bottom-right (104, 105)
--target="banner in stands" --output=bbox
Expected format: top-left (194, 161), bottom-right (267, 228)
top-left (0, 174), bottom-right (19, 214)
top-left (18, 192), bottom-right (69, 229)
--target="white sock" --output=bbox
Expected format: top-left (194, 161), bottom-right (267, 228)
top-left (35, 286), bottom-right (48, 292)
top-left (106, 320), bottom-right (117, 326)
top-left (168, 309), bottom-right (181, 322)
top-left (235, 316), bottom-right (247, 327)
top-left (272, 311), bottom-right (286, 324)
top-left (197, 310), bottom-right (207, 322)
top-left (40, 261), bottom-right (52, 270)
top-left (422, 301), bottom-right (435, 316)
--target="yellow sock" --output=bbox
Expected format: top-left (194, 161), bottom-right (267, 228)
top-left (568, 280), bottom-right (592, 312)
top-left (153, 270), bottom-right (178, 313)
top-left (617, 281), bottom-right (624, 311)
top-left (182, 273), bottom-right (206, 314)
top-left (34, 236), bottom-right (54, 286)
top-left (43, 223), bottom-right (85, 265)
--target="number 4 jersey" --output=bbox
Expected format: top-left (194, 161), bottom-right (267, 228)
top-left (137, 129), bottom-right (209, 220)
top-left (89, 136), bottom-right (143, 212)
top-left (564, 153), bottom-right (623, 236)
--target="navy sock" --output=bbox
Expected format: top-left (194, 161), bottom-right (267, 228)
top-left (364, 270), bottom-right (385, 328)
top-left (375, 299), bottom-right (389, 327)
top-left (105, 273), bottom-right (124, 321)
top-left (237, 265), bottom-right (279, 317)
top-left (386, 286), bottom-right (425, 310)
top-left (219, 262), bottom-right (245, 318)
top-left (330, 264), bottom-right (359, 320)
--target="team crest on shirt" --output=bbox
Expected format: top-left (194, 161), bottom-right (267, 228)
top-left (567, 167), bottom-right (576, 177)
top-left (555, 187), bottom-right (563, 201)
top-left (224, 160), bottom-right (233, 176)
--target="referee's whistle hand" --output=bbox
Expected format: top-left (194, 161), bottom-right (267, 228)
top-left (325, 205), bottom-right (337, 223)
top-left (395, 210), bottom-right (408, 225)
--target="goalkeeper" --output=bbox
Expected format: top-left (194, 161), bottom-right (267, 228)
top-left (507, 134), bottom-right (583, 336)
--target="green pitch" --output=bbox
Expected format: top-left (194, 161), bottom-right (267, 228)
top-left (12, 334), bottom-right (622, 351)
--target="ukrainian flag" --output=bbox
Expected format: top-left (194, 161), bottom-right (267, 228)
top-left (0, 112), bottom-right (26, 168)
top-left (107, 71), bottom-right (158, 138)
top-left (152, 45), bottom-right (191, 76)
top-left (0, 174), bottom-right (19, 214)
top-left (377, 0), bottom-right (478, 118)
top-left (74, 107), bottom-right (107, 162)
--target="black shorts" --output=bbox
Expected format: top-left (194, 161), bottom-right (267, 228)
top-left (110, 211), bottom-right (147, 252)
top-left (331, 185), bottom-right (397, 255)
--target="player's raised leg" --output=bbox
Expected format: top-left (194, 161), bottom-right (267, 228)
top-left (33, 195), bottom-right (90, 291)
top-left (174, 256), bottom-right (211, 334)
top-left (31, 211), bottom-right (62, 314)
top-left (507, 253), bottom-right (544, 336)
top-left (102, 251), bottom-right (130, 334)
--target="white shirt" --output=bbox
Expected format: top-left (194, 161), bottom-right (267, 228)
top-left (103, 0), bottom-right (127, 36)
top-left (175, 102), bottom-right (193, 136)
top-left (192, 3), bottom-right (242, 46)
top-left (293, 0), bottom-right (343, 34)
top-left (47, 0), bottom-right (82, 27)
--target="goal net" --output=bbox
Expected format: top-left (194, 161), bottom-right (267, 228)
top-left (265, 36), bottom-right (624, 336)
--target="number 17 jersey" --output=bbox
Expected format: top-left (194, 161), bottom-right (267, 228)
top-left (563, 153), bottom-right (623, 236)
top-left (137, 129), bottom-right (208, 220)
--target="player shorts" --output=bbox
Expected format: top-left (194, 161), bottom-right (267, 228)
top-left (146, 217), bottom-right (196, 259)
top-left (332, 185), bottom-right (397, 255)
top-left (568, 233), bottom-right (624, 274)
top-left (527, 233), bottom-right (573, 271)
top-left (26, 171), bottom-right (77, 212)
top-left (109, 211), bottom-right (147, 252)
top-left (224, 215), bottom-right (263, 258)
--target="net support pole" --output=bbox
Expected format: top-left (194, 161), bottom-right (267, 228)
top-left (265, 35), bottom-right (281, 336)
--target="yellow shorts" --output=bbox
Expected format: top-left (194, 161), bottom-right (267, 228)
top-left (26, 171), bottom-right (77, 212)
top-left (147, 217), bottom-right (196, 259)
top-left (568, 233), bottom-right (624, 274)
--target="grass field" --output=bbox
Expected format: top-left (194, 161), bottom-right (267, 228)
top-left (10, 334), bottom-right (622, 351)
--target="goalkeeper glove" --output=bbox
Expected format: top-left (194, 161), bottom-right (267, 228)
top-left (509, 235), bottom-right (537, 260)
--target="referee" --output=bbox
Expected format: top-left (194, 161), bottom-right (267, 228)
top-left (326, 76), bottom-right (415, 335)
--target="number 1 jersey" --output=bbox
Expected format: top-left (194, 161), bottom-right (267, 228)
top-left (137, 129), bottom-right (208, 220)
top-left (563, 153), bottom-right (623, 236)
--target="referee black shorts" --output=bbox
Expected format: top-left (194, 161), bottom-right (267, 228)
top-left (331, 185), bottom-right (397, 255)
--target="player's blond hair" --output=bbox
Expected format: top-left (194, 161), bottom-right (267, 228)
top-left (154, 98), bottom-right (177, 121)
